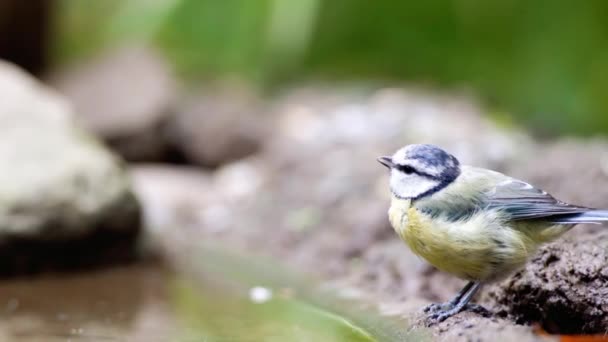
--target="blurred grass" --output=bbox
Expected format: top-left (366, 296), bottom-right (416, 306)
top-left (166, 243), bottom-right (422, 342)
top-left (172, 279), bottom-right (377, 342)
top-left (52, 0), bottom-right (608, 136)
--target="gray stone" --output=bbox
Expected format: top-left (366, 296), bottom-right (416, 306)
top-left (169, 86), bottom-right (268, 167)
top-left (130, 164), bottom-right (214, 232)
top-left (0, 60), bottom-right (140, 275)
top-left (51, 46), bottom-right (176, 161)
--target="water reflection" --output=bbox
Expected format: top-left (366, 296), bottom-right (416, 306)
top-left (172, 278), bottom-right (376, 342)
top-left (0, 264), bottom-right (175, 341)
top-left (0, 257), bottom-right (421, 341)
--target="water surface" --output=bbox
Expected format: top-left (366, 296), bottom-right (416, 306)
top-left (0, 250), bottom-right (425, 341)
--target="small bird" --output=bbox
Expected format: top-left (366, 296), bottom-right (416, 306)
top-left (378, 144), bottom-right (608, 324)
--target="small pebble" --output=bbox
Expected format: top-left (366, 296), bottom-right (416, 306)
top-left (249, 286), bottom-right (273, 304)
top-left (5, 298), bottom-right (19, 313)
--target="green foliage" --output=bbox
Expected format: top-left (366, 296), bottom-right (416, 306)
top-left (305, 0), bottom-right (608, 136)
top-left (53, 0), bottom-right (120, 61)
top-left (157, 0), bottom-right (271, 81)
top-left (52, 0), bottom-right (608, 136)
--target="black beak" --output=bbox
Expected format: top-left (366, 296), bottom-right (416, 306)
top-left (377, 156), bottom-right (394, 169)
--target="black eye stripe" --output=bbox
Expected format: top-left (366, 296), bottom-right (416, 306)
top-left (395, 164), bottom-right (438, 179)
top-left (396, 164), bottom-right (416, 174)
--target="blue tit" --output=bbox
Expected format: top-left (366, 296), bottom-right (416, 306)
top-left (378, 144), bottom-right (608, 324)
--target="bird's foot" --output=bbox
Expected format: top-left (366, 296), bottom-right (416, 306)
top-left (425, 307), bottom-right (459, 326)
top-left (423, 302), bottom-right (453, 314)
top-left (424, 303), bottom-right (491, 326)
top-left (423, 296), bottom-right (464, 314)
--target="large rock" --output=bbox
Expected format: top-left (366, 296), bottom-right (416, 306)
top-left (51, 46), bottom-right (176, 161)
top-left (168, 86), bottom-right (269, 168)
top-left (0, 60), bottom-right (140, 275)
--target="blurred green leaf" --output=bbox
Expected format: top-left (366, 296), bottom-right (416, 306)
top-left (52, 0), bottom-right (608, 136)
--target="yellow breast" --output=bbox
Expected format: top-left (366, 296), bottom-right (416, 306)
top-left (388, 196), bottom-right (535, 281)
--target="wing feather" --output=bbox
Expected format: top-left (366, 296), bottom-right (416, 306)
top-left (415, 167), bottom-right (596, 224)
top-left (485, 179), bottom-right (591, 221)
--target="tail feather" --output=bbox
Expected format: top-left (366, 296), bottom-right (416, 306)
top-left (550, 210), bottom-right (608, 224)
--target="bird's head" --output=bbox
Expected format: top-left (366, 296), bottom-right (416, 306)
top-left (378, 144), bottom-right (461, 200)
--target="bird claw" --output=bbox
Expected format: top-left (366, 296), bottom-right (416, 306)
top-left (423, 302), bottom-right (453, 314)
top-left (426, 311), bottom-right (453, 325)
top-left (424, 303), bottom-right (491, 326)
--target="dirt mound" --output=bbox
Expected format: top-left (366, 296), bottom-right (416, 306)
top-left (487, 233), bottom-right (608, 334)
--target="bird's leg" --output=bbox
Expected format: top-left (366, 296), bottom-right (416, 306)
top-left (426, 282), bottom-right (485, 325)
top-left (423, 281), bottom-right (474, 313)
top-left (447, 281), bottom-right (476, 307)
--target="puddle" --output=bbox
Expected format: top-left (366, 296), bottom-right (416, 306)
top-left (0, 248), bottom-right (426, 341)
top-left (173, 280), bottom-right (377, 341)
top-left (0, 264), bottom-right (173, 341)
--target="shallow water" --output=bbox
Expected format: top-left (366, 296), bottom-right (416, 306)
top-left (0, 252), bottom-right (422, 341)
top-left (0, 264), bottom-right (173, 341)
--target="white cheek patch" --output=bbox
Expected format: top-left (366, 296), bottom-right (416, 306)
top-left (390, 171), bottom-right (440, 199)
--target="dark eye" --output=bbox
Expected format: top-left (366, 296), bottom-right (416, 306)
top-left (397, 165), bottom-right (416, 174)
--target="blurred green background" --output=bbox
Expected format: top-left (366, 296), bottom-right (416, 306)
top-left (51, 0), bottom-right (608, 136)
